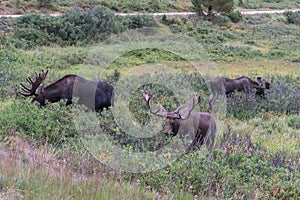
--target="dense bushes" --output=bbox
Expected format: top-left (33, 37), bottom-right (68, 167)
top-left (228, 11), bottom-right (243, 23)
top-left (285, 11), bottom-right (300, 25)
top-left (0, 49), bottom-right (25, 98)
top-left (226, 75), bottom-right (300, 120)
top-left (128, 130), bottom-right (300, 199)
top-left (116, 14), bottom-right (158, 32)
top-left (10, 6), bottom-right (116, 47)
top-left (1, 6), bottom-right (158, 48)
top-left (0, 100), bottom-right (77, 145)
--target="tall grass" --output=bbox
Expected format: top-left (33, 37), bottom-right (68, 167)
top-left (0, 136), bottom-right (165, 200)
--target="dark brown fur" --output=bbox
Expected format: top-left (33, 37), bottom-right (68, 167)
top-left (20, 72), bottom-right (114, 112)
top-left (142, 91), bottom-right (216, 151)
top-left (209, 76), bottom-right (270, 109)
top-left (162, 106), bottom-right (217, 151)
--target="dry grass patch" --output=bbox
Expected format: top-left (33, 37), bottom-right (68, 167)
top-left (0, 135), bottom-right (163, 199)
top-left (218, 60), bottom-right (300, 77)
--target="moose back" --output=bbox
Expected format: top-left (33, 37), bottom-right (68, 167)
top-left (19, 70), bottom-right (114, 112)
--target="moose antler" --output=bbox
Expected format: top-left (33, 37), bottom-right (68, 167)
top-left (141, 90), bottom-right (167, 117)
top-left (180, 93), bottom-right (201, 120)
top-left (19, 70), bottom-right (49, 97)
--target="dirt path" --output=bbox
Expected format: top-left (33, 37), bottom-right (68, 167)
top-left (0, 8), bottom-right (300, 18)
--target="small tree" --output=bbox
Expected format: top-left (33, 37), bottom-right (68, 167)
top-left (37, 0), bottom-right (52, 8)
top-left (192, 0), bottom-right (234, 19)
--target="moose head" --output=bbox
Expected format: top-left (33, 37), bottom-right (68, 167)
top-left (256, 76), bottom-right (271, 98)
top-left (141, 90), bottom-right (216, 151)
top-left (19, 70), bottom-right (49, 106)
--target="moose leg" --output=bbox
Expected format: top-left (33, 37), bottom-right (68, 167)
top-left (226, 91), bottom-right (235, 108)
top-left (226, 91), bottom-right (234, 98)
top-left (66, 98), bottom-right (72, 106)
top-left (209, 92), bottom-right (219, 110)
top-left (186, 129), bottom-right (204, 152)
top-left (244, 85), bottom-right (252, 101)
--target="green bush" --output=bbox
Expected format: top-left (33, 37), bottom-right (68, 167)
top-left (9, 6), bottom-right (161, 47)
top-left (128, 130), bottom-right (300, 198)
top-left (285, 11), bottom-right (300, 25)
top-left (115, 14), bottom-right (158, 33)
top-left (0, 100), bottom-right (77, 145)
top-left (226, 75), bottom-right (300, 120)
top-left (210, 15), bottom-right (231, 25)
top-left (228, 11), bottom-right (243, 23)
top-left (11, 6), bottom-right (116, 47)
top-left (0, 49), bottom-right (27, 99)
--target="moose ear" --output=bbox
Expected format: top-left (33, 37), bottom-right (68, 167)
top-left (265, 82), bottom-right (270, 89)
top-left (257, 77), bottom-right (263, 82)
top-left (36, 84), bottom-right (44, 94)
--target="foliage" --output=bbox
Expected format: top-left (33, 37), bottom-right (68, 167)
top-left (192, 0), bottom-right (234, 19)
top-left (238, 0), bottom-right (300, 9)
top-left (285, 11), bottom-right (300, 25)
top-left (0, 100), bottom-right (77, 145)
top-left (115, 14), bottom-right (158, 33)
top-left (0, 146), bottom-right (160, 199)
top-left (8, 6), bottom-right (116, 47)
top-left (1, 7), bottom-right (160, 48)
top-left (0, 49), bottom-right (26, 99)
top-left (37, 0), bottom-right (52, 8)
top-left (226, 75), bottom-right (300, 120)
top-left (1, 0), bottom-right (300, 15)
top-left (228, 11), bottom-right (243, 23)
top-left (128, 129), bottom-right (300, 199)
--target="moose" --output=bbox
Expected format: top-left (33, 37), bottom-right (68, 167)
top-left (19, 70), bottom-right (114, 112)
top-left (142, 91), bottom-right (217, 152)
top-left (209, 76), bottom-right (270, 109)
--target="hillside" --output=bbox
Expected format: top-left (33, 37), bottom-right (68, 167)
top-left (0, 3), bottom-right (299, 200)
top-left (0, 0), bottom-right (299, 15)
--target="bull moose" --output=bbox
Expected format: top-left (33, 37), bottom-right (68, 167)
top-left (209, 76), bottom-right (270, 109)
top-left (142, 91), bottom-right (217, 151)
top-left (19, 70), bottom-right (114, 112)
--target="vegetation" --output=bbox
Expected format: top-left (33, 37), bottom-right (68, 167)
top-left (192, 0), bottom-right (234, 19)
top-left (0, 5), bottom-right (299, 200)
top-left (236, 0), bottom-right (300, 9)
top-left (0, 0), bottom-right (299, 15)
top-left (0, 6), bottom-right (158, 48)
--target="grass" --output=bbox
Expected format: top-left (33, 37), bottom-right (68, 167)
top-left (218, 60), bottom-right (300, 77)
top-left (0, 136), bottom-right (168, 200)
top-left (0, 0), bottom-right (299, 15)
top-left (236, 0), bottom-right (300, 10)
top-left (226, 114), bottom-right (300, 154)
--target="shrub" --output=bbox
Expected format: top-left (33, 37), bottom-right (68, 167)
top-left (37, 0), bottom-right (52, 8)
top-left (12, 6), bottom-right (116, 47)
top-left (228, 11), bottom-right (243, 23)
top-left (210, 15), bottom-right (231, 25)
top-left (0, 100), bottom-right (77, 145)
top-left (129, 130), bottom-right (300, 198)
top-left (226, 75), bottom-right (300, 120)
top-left (116, 14), bottom-right (158, 33)
top-left (285, 11), bottom-right (300, 25)
top-left (0, 49), bottom-right (25, 98)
